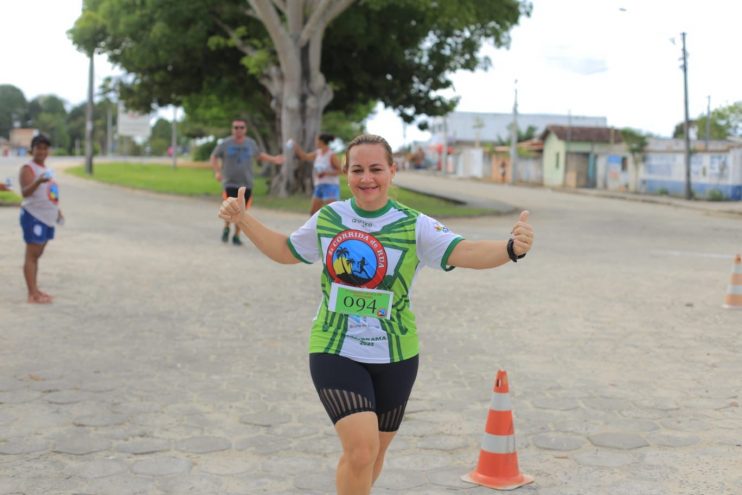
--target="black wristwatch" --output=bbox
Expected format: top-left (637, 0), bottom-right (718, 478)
top-left (507, 238), bottom-right (526, 263)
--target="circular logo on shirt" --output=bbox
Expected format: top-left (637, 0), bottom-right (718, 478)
top-left (48, 182), bottom-right (59, 204)
top-left (325, 230), bottom-right (387, 288)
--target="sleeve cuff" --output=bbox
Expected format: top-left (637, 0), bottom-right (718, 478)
top-left (287, 238), bottom-right (312, 264)
top-left (440, 236), bottom-right (464, 271)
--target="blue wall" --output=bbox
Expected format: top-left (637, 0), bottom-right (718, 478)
top-left (642, 179), bottom-right (742, 200)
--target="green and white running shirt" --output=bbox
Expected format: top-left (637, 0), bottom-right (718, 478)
top-left (288, 198), bottom-right (464, 363)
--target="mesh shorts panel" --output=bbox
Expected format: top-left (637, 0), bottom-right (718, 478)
top-left (377, 402), bottom-right (408, 432)
top-left (318, 388), bottom-right (375, 424)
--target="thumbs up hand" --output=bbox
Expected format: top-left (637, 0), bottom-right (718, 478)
top-left (218, 186), bottom-right (247, 223)
top-left (510, 210), bottom-right (534, 256)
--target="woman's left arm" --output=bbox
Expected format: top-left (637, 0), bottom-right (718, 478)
top-left (448, 211), bottom-right (533, 269)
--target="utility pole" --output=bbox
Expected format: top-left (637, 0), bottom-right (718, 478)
top-left (705, 95), bottom-right (711, 150)
top-left (85, 52), bottom-right (94, 175)
top-left (441, 118), bottom-right (448, 176)
top-left (171, 106), bottom-right (177, 169)
top-left (106, 104), bottom-right (113, 157)
top-left (681, 32), bottom-right (692, 199)
top-left (509, 79), bottom-right (518, 184)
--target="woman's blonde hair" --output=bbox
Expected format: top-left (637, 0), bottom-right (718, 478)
top-left (343, 134), bottom-right (394, 171)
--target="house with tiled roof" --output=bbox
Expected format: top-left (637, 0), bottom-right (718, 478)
top-left (540, 125), bottom-right (632, 190)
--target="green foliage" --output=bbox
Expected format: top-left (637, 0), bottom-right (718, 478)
top-left (673, 101), bottom-right (742, 139)
top-left (192, 140), bottom-right (218, 161)
top-left (620, 127), bottom-right (648, 158)
top-left (68, 5), bottom-right (108, 55)
top-left (35, 113), bottom-right (71, 151)
top-left (0, 84), bottom-right (28, 138)
top-left (65, 162), bottom-right (491, 217)
top-left (657, 188), bottom-right (669, 196)
top-left (707, 189), bottom-right (725, 201)
top-left (68, 0), bottom-right (530, 129)
top-left (322, 101), bottom-right (377, 144)
top-left (494, 124), bottom-right (538, 146)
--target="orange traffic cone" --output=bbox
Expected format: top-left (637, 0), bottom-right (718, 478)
top-left (462, 369), bottom-right (533, 490)
top-left (723, 254), bottom-right (742, 309)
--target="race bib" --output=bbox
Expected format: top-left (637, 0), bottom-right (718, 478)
top-left (328, 283), bottom-right (393, 320)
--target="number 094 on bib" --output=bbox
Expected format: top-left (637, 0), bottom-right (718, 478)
top-left (328, 283), bottom-right (393, 320)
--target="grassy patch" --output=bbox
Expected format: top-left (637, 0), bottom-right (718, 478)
top-left (66, 162), bottom-right (491, 217)
top-left (0, 190), bottom-right (22, 206)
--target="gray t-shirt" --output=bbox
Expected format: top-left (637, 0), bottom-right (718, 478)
top-left (211, 137), bottom-right (259, 189)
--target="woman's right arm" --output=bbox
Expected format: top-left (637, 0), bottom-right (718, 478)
top-left (218, 186), bottom-right (299, 264)
top-left (294, 142), bottom-right (316, 162)
top-left (236, 213), bottom-right (300, 264)
top-left (19, 165), bottom-right (47, 198)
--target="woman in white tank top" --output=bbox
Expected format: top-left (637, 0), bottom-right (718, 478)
top-left (18, 134), bottom-right (63, 304)
top-left (294, 133), bottom-right (342, 214)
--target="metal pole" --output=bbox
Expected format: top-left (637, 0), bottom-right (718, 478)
top-left (681, 32), bottom-right (692, 199)
top-left (85, 53), bottom-right (94, 174)
top-left (705, 95), bottom-right (711, 150)
top-left (106, 104), bottom-right (112, 157)
top-left (441, 118), bottom-right (448, 176)
top-left (171, 106), bottom-right (177, 169)
top-left (509, 79), bottom-right (518, 184)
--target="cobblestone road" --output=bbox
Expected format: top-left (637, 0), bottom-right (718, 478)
top-left (1, 159), bottom-right (740, 494)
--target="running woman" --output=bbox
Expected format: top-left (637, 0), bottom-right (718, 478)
top-left (218, 134), bottom-right (534, 495)
top-left (293, 133), bottom-right (342, 215)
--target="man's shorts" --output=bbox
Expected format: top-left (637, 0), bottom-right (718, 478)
top-left (223, 187), bottom-right (253, 209)
top-left (313, 183), bottom-right (340, 201)
top-left (20, 208), bottom-right (55, 245)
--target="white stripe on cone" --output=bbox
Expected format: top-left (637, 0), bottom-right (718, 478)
top-left (489, 393), bottom-right (512, 411)
top-left (480, 433), bottom-right (517, 454)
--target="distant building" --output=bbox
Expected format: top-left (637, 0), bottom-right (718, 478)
top-left (9, 128), bottom-right (37, 156)
top-left (429, 111), bottom-right (607, 148)
top-left (640, 139), bottom-right (742, 200)
top-left (541, 125), bottom-right (626, 189)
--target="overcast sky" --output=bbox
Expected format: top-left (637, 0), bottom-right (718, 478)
top-left (2, 0), bottom-right (740, 149)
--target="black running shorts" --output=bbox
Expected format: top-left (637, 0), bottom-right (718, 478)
top-left (309, 353), bottom-right (419, 432)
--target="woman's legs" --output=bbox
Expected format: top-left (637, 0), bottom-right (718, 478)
top-left (24, 242), bottom-right (50, 303)
top-left (335, 412), bottom-right (379, 495)
top-left (373, 431), bottom-right (397, 483)
top-left (310, 353), bottom-right (418, 493)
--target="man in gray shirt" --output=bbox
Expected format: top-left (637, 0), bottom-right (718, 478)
top-left (211, 118), bottom-right (283, 245)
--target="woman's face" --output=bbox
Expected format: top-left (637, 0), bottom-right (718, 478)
top-left (32, 143), bottom-right (49, 165)
top-left (346, 143), bottom-right (396, 211)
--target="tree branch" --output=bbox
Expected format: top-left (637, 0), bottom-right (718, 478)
top-left (213, 16), bottom-right (257, 57)
top-left (299, 0), bottom-right (354, 46)
top-left (269, 0), bottom-right (287, 15)
top-left (249, 0), bottom-right (293, 71)
top-left (213, 16), bottom-right (282, 98)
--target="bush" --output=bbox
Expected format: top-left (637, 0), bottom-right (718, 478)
top-left (707, 189), bottom-right (725, 201)
top-left (192, 140), bottom-right (217, 161)
top-left (657, 188), bottom-right (669, 196)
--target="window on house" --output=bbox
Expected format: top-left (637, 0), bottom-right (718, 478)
top-left (621, 157), bottom-right (628, 172)
top-left (555, 152), bottom-right (560, 169)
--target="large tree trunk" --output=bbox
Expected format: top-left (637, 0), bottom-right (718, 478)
top-left (238, 0), bottom-right (352, 197)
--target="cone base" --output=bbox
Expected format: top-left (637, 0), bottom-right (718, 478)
top-left (461, 471), bottom-right (534, 491)
top-left (722, 303), bottom-right (742, 309)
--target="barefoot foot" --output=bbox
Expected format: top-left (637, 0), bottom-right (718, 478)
top-left (28, 293), bottom-right (52, 304)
